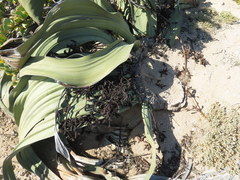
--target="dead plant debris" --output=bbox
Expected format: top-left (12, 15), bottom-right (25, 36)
top-left (59, 62), bottom-right (139, 142)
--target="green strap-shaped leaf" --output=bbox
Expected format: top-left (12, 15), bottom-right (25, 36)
top-left (18, 0), bottom-right (46, 24)
top-left (0, 71), bottom-right (13, 117)
top-left (3, 113), bottom-right (57, 180)
top-left (2, 78), bottom-right (59, 179)
top-left (0, 0), bottom-right (135, 68)
top-left (18, 88), bottom-right (63, 140)
top-left (19, 40), bottom-right (135, 87)
top-left (32, 27), bottom-right (116, 57)
top-left (3, 76), bottom-right (90, 179)
top-left (8, 76), bottom-right (30, 115)
top-left (141, 103), bottom-right (157, 180)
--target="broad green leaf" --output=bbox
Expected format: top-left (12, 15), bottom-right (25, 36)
top-left (3, 77), bottom-right (63, 179)
top-left (3, 113), bottom-right (58, 180)
top-left (0, 0), bottom-right (135, 68)
top-left (3, 76), bottom-right (90, 179)
top-left (8, 76), bottom-right (30, 115)
top-left (20, 40), bottom-right (135, 87)
top-left (18, 0), bottom-right (45, 24)
top-left (32, 27), bottom-right (116, 57)
top-left (12, 77), bottom-right (63, 140)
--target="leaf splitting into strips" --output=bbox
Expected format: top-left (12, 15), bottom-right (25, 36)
top-left (2, 113), bottom-right (58, 180)
top-left (18, 94), bottom-right (61, 141)
top-left (3, 76), bottom-right (94, 179)
top-left (12, 77), bottom-right (56, 125)
top-left (3, 78), bottom-right (81, 179)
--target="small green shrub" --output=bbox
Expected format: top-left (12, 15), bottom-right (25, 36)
top-left (235, 0), bottom-right (240, 5)
top-left (217, 11), bottom-right (239, 24)
top-left (194, 103), bottom-right (240, 175)
top-left (0, 4), bottom-right (32, 46)
top-left (187, 8), bottom-right (239, 30)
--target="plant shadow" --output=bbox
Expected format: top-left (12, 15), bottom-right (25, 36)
top-left (154, 110), bottom-right (181, 177)
top-left (32, 138), bottom-right (60, 177)
top-left (170, 0), bottom-right (224, 52)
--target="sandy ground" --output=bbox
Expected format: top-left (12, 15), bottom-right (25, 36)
top-left (0, 0), bottom-right (239, 179)
top-left (138, 0), bottom-right (240, 178)
top-left (0, 112), bottom-right (38, 180)
top-left (150, 0), bottom-right (240, 178)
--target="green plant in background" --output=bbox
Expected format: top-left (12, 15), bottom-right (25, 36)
top-left (0, 3), bottom-right (32, 45)
top-left (192, 103), bottom-right (240, 175)
top-left (186, 8), bottom-right (239, 31)
top-left (163, 0), bottom-right (198, 47)
top-left (234, 0), bottom-right (240, 5)
top-left (217, 11), bottom-right (239, 24)
top-left (187, 8), bottom-right (221, 30)
top-left (0, 0), bottom-right (34, 83)
top-left (114, 0), bottom-right (157, 37)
